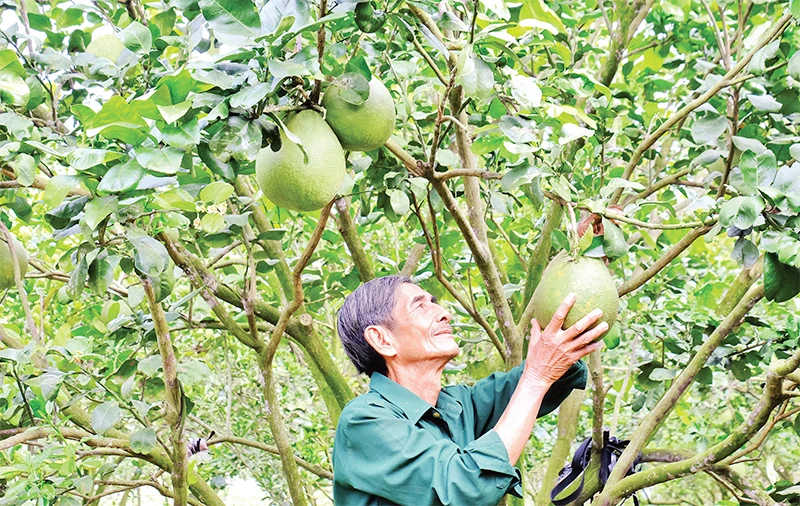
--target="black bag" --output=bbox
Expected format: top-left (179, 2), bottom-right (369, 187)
top-left (550, 430), bottom-right (642, 506)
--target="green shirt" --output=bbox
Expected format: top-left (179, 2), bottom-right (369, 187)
top-left (332, 360), bottom-right (588, 506)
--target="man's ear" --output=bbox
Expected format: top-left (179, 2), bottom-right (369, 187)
top-left (364, 325), bottom-right (397, 359)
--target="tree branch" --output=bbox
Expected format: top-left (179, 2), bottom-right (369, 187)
top-left (142, 276), bottom-right (188, 506)
top-left (335, 197), bottom-right (375, 281)
top-left (617, 224), bottom-right (716, 296)
top-left (207, 435), bottom-right (333, 480)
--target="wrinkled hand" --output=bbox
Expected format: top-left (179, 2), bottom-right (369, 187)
top-left (524, 293), bottom-right (607, 385)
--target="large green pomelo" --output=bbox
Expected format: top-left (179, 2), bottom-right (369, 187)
top-left (256, 110), bottom-right (346, 212)
top-left (0, 235), bottom-right (28, 291)
top-left (86, 34), bottom-right (126, 63)
top-left (532, 252), bottom-right (619, 338)
top-left (321, 77), bottom-right (396, 151)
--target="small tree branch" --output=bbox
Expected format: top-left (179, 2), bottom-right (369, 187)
top-left (618, 224), bottom-right (716, 296)
top-left (207, 435), bottom-right (333, 480)
top-left (310, 0), bottom-right (328, 103)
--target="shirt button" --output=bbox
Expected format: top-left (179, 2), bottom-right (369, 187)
top-left (432, 412), bottom-right (441, 419)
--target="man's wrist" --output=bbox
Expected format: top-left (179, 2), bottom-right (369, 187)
top-left (519, 369), bottom-right (553, 391)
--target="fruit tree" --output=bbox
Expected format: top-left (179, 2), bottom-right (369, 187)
top-left (1, 0), bottom-right (800, 505)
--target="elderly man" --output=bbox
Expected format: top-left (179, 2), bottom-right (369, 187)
top-left (333, 275), bottom-right (606, 505)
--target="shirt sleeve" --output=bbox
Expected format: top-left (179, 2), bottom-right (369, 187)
top-left (468, 359), bottom-right (588, 437)
top-left (334, 404), bottom-right (521, 506)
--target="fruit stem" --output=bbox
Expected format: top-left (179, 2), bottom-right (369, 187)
top-left (563, 201), bottom-right (580, 258)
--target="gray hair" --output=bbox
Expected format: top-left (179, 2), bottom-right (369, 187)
top-left (337, 275), bottom-right (413, 376)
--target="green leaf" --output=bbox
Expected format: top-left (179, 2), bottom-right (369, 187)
top-left (198, 142), bottom-right (236, 181)
top-left (156, 101), bottom-right (192, 124)
top-left (87, 96), bottom-right (149, 145)
top-left (747, 94), bottom-right (782, 112)
top-left (332, 72), bottom-right (370, 106)
top-left (691, 114), bottom-right (728, 145)
top-left (345, 54), bottom-right (373, 82)
top-left (129, 234), bottom-right (170, 277)
top-left (91, 401), bottom-right (122, 435)
top-left (160, 118), bottom-right (200, 147)
top-left (601, 218), bottom-right (628, 259)
top-left (88, 257), bottom-right (116, 295)
top-left (763, 162), bottom-right (800, 212)
top-left (45, 176), bottom-right (82, 208)
top-left (732, 136), bottom-right (766, 155)
top-left (748, 40), bottom-right (780, 74)
top-left (731, 150), bottom-right (776, 196)
top-left (791, 0), bottom-right (800, 19)
top-left (764, 253), bottom-right (800, 303)
top-left (208, 116), bottom-right (261, 163)
top-left (578, 225), bottom-right (594, 252)
top-left (267, 59), bottom-right (312, 84)
top-left (98, 159), bottom-right (145, 193)
top-left (0, 49), bottom-right (26, 77)
top-left (389, 189), bottom-right (410, 216)
top-left (45, 196), bottom-right (87, 230)
top-left (119, 21), bottom-right (152, 54)
top-left (200, 181), bottom-right (235, 204)
top-left (66, 254), bottom-right (88, 299)
top-left (153, 8), bottom-right (177, 36)
top-left (130, 427), bottom-right (157, 454)
top-left (136, 147), bottom-right (185, 174)
top-left (201, 213), bottom-right (226, 233)
top-left (229, 82), bottom-right (270, 109)
top-left (498, 116), bottom-right (536, 144)
top-left (719, 196), bottom-right (764, 230)
top-left (521, 0), bottom-right (566, 33)
top-left (83, 196), bottom-right (119, 230)
top-left (199, 0), bottom-right (261, 46)
top-left (789, 51), bottom-right (800, 80)
top-left (178, 360), bottom-right (212, 386)
top-left (262, 0), bottom-right (310, 35)
top-left (138, 355), bottom-right (163, 377)
top-left (10, 153), bottom-right (36, 187)
top-left (731, 237), bottom-right (759, 269)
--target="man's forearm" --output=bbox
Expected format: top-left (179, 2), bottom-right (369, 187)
top-left (493, 371), bottom-right (552, 464)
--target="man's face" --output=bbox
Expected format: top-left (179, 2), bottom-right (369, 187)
top-left (384, 283), bottom-right (460, 364)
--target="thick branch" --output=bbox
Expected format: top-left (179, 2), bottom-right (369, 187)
top-left (142, 277), bottom-right (188, 506)
top-left (335, 197), bottom-right (375, 281)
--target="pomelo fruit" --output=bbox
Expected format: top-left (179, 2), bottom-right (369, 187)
top-left (86, 34), bottom-right (126, 63)
top-left (531, 252), bottom-right (619, 338)
top-left (255, 110), bottom-right (346, 212)
top-left (0, 235), bottom-right (28, 291)
top-left (321, 76), bottom-right (395, 151)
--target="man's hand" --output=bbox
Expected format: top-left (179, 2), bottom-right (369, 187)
top-left (523, 293), bottom-right (607, 385)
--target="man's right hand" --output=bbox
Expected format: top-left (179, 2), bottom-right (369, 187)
top-left (523, 293), bottom-right (607, 386)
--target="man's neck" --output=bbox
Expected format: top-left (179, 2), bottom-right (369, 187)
top-left (387, 362), bottom-right (445, 406)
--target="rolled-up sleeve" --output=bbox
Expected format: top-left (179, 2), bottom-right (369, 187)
top-left (469, 360), bottom-right (588, 436)
top-left (334, 405), bottom-right (521, 506)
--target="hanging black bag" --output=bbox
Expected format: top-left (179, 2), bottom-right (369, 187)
top-left (550, 430), bottom-right (643, 506)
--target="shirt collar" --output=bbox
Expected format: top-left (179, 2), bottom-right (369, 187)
top-left (369, 373), bottom-right (433, 425)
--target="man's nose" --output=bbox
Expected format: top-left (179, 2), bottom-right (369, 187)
top-left (437, 307), bottom-right (452, 323)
